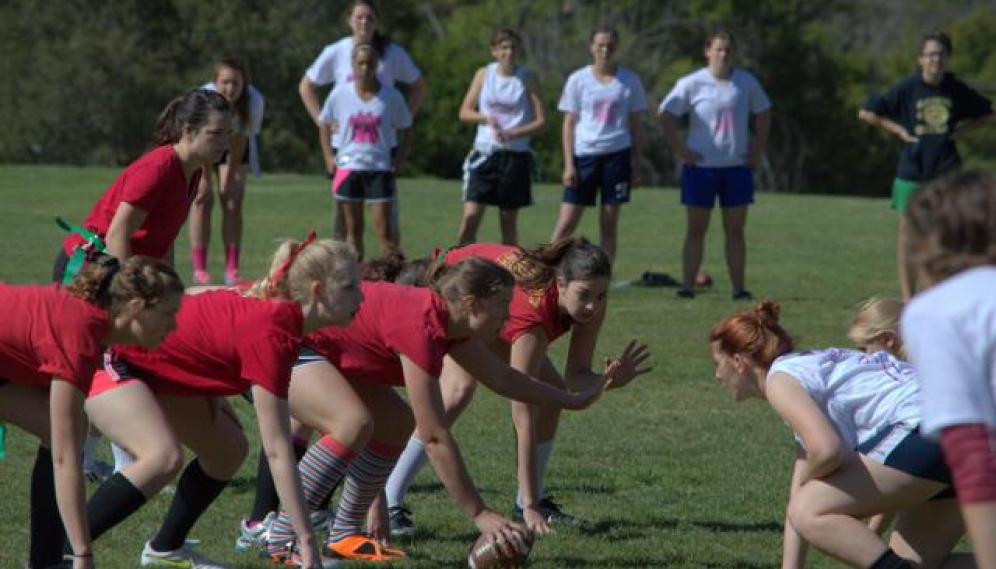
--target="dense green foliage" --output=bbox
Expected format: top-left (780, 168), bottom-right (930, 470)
top-left (1, 0), bottom-right (994, 193)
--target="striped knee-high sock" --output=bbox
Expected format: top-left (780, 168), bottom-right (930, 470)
top-left (267, 435), bottom-right (355, 549)
top-left (330, 440), bottom-right (404, 540)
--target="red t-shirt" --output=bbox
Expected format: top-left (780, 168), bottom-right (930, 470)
top-left (63, 145), bottom-right (201, 260)
top-left (112, 290), bottom-right (302, 397)
top-left (305, 282), bottom-right (458, 386)
top-left (0, 284), bottom-right (109, 393)
top-left (442, 243), bottom-right (572, 344)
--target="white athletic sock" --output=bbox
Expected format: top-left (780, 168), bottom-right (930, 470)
top-left (384, 437), bottom-right (426, 509)
top-left (517, 440), bottom-right (554, 509)
top-left (111, 441), bottom-right (136, 473)
top-left (83, 434), bottom-right (101, 462)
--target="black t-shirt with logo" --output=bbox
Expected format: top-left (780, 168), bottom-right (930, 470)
top-left (865, 72), bottom-right (992, 182)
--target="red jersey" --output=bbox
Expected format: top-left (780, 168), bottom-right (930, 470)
top-left (63, 145), bottom-right (201, 260)
top-left (112, 290), bottom-right (302, 397)
top-left (442, 243), bottom-right (572, 344)
top-left (0, 285), bottom-right (109, 393)
top-left (305, 282), bottom-right (458, 386)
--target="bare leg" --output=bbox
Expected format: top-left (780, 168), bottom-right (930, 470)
top-left (682, 207), bottom-right (713, 290)
top-left (219, 164), bottom-right (246, 281)
top-left (598, 204), bottom-right (621, 262)
top-left (369, 201), bottom-right (395, 257)
top-left (457, 202), bottom-right (486, 245)
top-left (341, 200), bottom-right (366, 260)
top-left (498, 209), bottom-right (519, 245)
top-left (788, 453), bottom-right (955, 568)
top-left (550, 203), bottom-right (585, 243)
top-left (188, 171), bottom-right (214, 282)
top-left (961, 503), bottom-right (996, 569)
top-left (721, 205), bottom-right (749, 293)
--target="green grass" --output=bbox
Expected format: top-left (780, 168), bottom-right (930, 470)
top-left (0, 165), bottom-right (907, 568)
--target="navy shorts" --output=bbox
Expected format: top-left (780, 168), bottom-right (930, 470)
top-left (681, 164), bottom-right (754, 208)
top-left (333, 170), bottom-right (396, 203)
top-left (564, 148), bottom-right (631, 206)
top-left (294, 346), bottom-right (327, 367)
top-left (462, 150), bottom-right (534, 210)
top-left (858, 423), bottom-right (954, 499)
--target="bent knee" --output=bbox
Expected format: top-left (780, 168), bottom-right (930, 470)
top-left (141, 443), bottom-right (185, 480)
top-left (327, 408), bottom-right (375, 446)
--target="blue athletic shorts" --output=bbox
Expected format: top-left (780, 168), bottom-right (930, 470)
top-left (294, 346), bottom-right (328, 367)
top-left (563, 148), bottom-right (631, 206)
top-left (858, 423), bottom-right (954, 499)
top-left (680, 164), bottom-right (754, 208)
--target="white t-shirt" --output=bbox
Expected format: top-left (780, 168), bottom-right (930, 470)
top-left (558, 65), bottom-right (648, 156)
top-left (769, 349), bottom-right (921, 450)
top-left (902, 266), bottom-right (996, 437)
top-left (474, 63), bottom-right (534, 153)
top-left (306, 37), bottom-right (422, 88)
top-left (659, 68), bottom-right (771, 168)
top-left (318, 83), bottom-right (412, 171)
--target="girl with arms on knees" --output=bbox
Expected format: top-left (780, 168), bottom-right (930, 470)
top-left (456, 28), bottom-right (546, 245)
top-left (189, 57), bottom-right (266, 286)
top-left (300, 0), bottom-right (425, 245)
top-left (385, 238), bottom-right (650, 536)
top-left (264, 258), bottom-right (641, 563)
top-left (902, 170), bottom-right (996, 569)
top-left (82, 236), bottom-right (362, 569)
top-left (858, 31), bottom-right (993, 301)
top-left (4, 256), bottom-right (184, 569)
top-left (58, 88), bottom-right (231, 492)
top-left (659, 30), bottom-right (771, 300)
top-left (319, 43), bottom-right (412, 259)
top-left (58, 89), bottom-right (232, 276)
top-left (550, 26), bottom-right (648, 261)
top-left (710, 301), bottom-right (969, 569)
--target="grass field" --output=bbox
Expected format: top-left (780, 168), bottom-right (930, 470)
top-left (0, 165), bottom-right (924, 568)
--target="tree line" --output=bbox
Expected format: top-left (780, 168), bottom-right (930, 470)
top-left (1, 0), bottom-right (994, 194)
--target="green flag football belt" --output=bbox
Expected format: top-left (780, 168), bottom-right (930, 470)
top-left (56, 217), bottom-right (106, 286)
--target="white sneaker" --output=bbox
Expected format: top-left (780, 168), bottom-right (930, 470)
top-left (140, 541), bottom-right (227, 569)
top-left (234, 511), bottom-right (275, 552)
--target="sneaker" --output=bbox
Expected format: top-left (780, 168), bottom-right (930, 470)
top-left (388, 506), bottom-right (416, 537)
top-left (732, 289), bottom-right (754, 301)
top-left (325, 533), bottom-right (407, 562)
top-left (235, 511), bottom-right (276, 552)
top-left (266, 540), bottom-right (343, 568)
top-left (224, 270), bottom-right (242, 287)
top-left (140, 541), bottom-right (227, 569)
top-left (82, 458), bottom-right (113, 483)
top-left (676, 287), bottom-right (696, 299)
top-left (193, 270), bottom-right (211, 286)
top-left (514, 496), bottom-right (580, 526)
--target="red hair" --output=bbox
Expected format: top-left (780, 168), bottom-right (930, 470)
top-left (709, 300), bottom-right (794, 368)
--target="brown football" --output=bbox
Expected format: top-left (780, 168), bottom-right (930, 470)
top-left (467, 529), bottom-right (534, 569)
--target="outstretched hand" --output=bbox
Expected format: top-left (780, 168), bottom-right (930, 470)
top-left (603, 340), bottom-right (652, 390)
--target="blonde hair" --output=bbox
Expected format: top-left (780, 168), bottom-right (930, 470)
top-left (848, 296), bottom-right (906, 358)
top-left (247, 237), bottom-right (357, 302)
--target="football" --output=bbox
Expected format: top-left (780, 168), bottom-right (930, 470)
top-left (467, 529), bottom-right (534, 569)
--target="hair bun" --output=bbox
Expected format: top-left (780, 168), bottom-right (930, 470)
top-left (754, 300), bottom-right (781, 326)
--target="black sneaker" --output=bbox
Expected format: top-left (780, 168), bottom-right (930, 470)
top-left (388, 506), bottom-right (416, 537)
top-left (676, 287), bottom-right (695, 299)
top-left (732, 289), bottom-right (753, 301)
top-left (513, 496), bottom-right (580, 526)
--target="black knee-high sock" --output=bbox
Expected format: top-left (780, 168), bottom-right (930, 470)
top-left (149, 459), bottom-right (228, 552)
top-left (249, 440), bottom-right (308, 521)
top-left (30, 446), bottom-right (67, 569)
top-left (869, 549), bottom-right (914, 569)
top-left (86, 471), bottom-right (147, 542)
